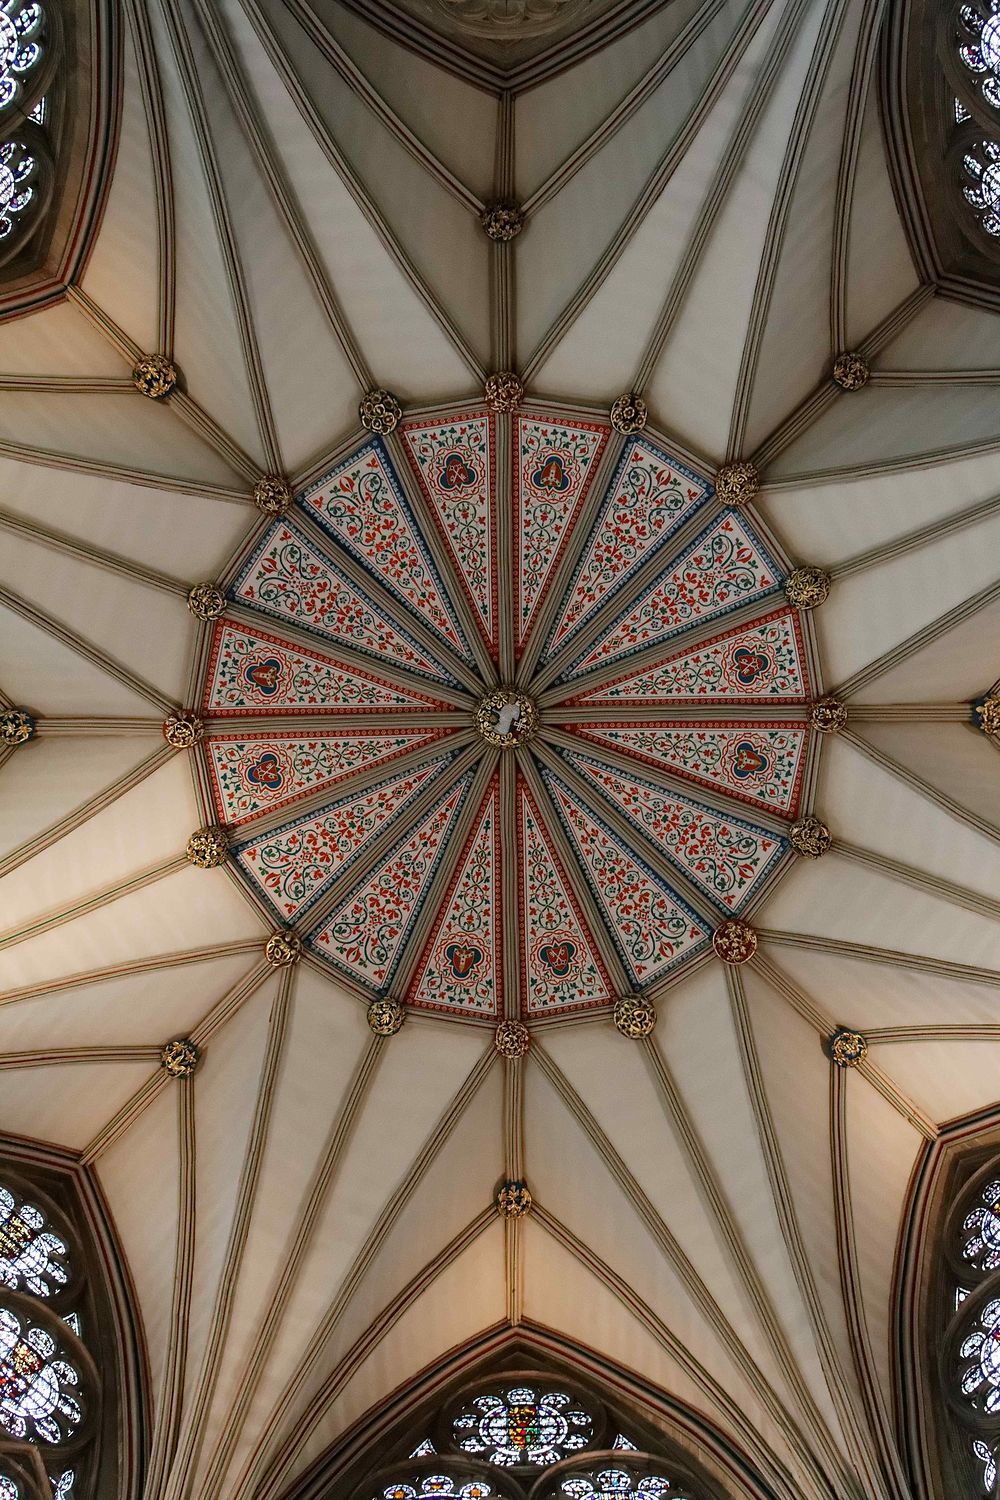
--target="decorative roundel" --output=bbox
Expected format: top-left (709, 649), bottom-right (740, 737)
top-left (495, 1020), bottom-right (530, 1058)
top-left (496, 1181), bottom-right (532, 1219)
top-left (832, 351), bottom-right (869, 391)
top-left (484, 370), bottom-right (523, 412)
top-left (790, 816), bottom-right (832, 857)
top-left (187, 582), bottom-right (225, 620)
top-left (368, 998), bottom-right (405, 1036)
top-left (613, 995), bottom-right (656, 1038)
top-left (447, 1380), bottom-right (597, 1465)
top-left (609, 392), bottom-right (647, 434)
top-left (784, 566), bottom-right (831, 610)
top-left (192, 400), bottom-right (826, 1024)
top-left (359, 388), bottom-right (402, 435)
top-left (829, 1028), bottom-right (867, 1067)
top-left (264, 930), bottom-right (301, 968)
top-left (132, 353), bottom-right (177, 399)
top-left (185, 826), bottom-right (229, 868)
top-left (253, 474), bottom-right (293, 516)
top-left (810, 697), bottom-right (848, 734)
top-left (160, 1038), bottom-right (200, 1077)
top-left (714, 460), bottom-right (759, 505)
top-left (163, 710), bottom-right (203, 749)
top-left (480, 202), bottom-right (524, 241)
top-left (712, 919), bottom-right (758, 965)
top-left (0, 707), bottom-right (34, 745)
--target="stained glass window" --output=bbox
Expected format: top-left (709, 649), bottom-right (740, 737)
top-left (0, 1), bottom-right (44, 111)
top-left (0, 1304), bottom-right (83, 1444)
top-left (351, 1370), bottom-right (719, 1500)
top-left (0, 1185), bottom-right (68, 1298)
top-left (450, 1385), bottom-right (594, 1466)
top-left (948, 0), bottom-right (1000, 238)
top-left (541, 1467), bottom-right (686, 1499)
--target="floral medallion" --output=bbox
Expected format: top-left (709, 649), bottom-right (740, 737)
top-left (190, 400), bottom-right (824, 1022)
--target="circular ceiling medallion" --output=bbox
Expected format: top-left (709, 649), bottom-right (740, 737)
top-left (191, 400), bottom-right (824, 1023)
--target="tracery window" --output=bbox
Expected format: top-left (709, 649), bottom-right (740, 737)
top-left (349, 1371), bottom-right (722, 1500)
top-left (0, 0), bottom-right (56, 266)
top-left (939, 1159), bottom-right (1000, 1494)
top-left (945, 0), bottom-right (1000, 240)
top-left (0, 1175), bottom-right (103, 1500)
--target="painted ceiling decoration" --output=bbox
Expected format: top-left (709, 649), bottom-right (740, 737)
top-left (192, 406), bottom-right (813, 1017)
top-left (0, 0), bottom-right (999, 1498)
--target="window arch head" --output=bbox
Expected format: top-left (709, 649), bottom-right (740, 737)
top-left (337, 1365), bottom-right (733, 1500)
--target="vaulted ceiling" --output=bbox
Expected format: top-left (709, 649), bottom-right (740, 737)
top-left (0, 2), bottom-right (998, 1498)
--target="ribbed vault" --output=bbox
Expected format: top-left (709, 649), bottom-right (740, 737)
top-left (0, 2), bottom-right (998, 1499)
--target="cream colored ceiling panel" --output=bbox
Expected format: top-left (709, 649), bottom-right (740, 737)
top-left (814, 736), bottom-right (1000, 898)
top-left (284, 1226), bottom-right (506, 1493)
top-left (648, 0), bottom-right (827, 457)
top-left (0, 864), bottom-right (265, 992)
top-left (661, 963), bottom-right (849, 1446)
top-left (0, 1058), bottom-right (155, 1150)
top-left (534, 1023), bottom-right (789, 1388)
top-left (517, 0), bottom-right (771, 365)
top-left (0, 752), bottom-right (198, 933)
top-left (0, 456), bottom-right (250, 579)
top-left (142, 0), bottom-right (273, 470)
top-left (517, 1218), bottom-right (800, 1499)
top-left (231, 1056), bottom-right (506, 1497)
top-left (759, 851), bottom-right (1000, 970)
top-left (184, 980), bottom-right (278, 1406)
top-left (515, 0), bottom-right (719, 197)
top-left (175, 5), bottom-right (360, 475)
top-left (761, 945), bottom-right (1000, 1031)
top-left (79, 20), bottom-right (161, 355)
top-left (738, 968), bottom-right (861, 1402)
top-left (0, 952), bottom-right (258, 1051)
top-left (0, 732), bottom-right (159, 863)
top-left (768, 383), bottom-right (1000, 481)
top-left (878, 293), bottom-right (1000, 370)
top-left (842, 1080), bottom-right (921, 1400)
top-left (760, 445), bottom-right (1000, 565)
top-left (857, 721), bottom-right (999, 827)
top-left (96, 1083), bottom-right (180, 1413)
top-left (0, 530), bottom-right (196, 707)
top-left (0, 390), bottom-right (248, 486)
top-left (245, 0), bottom-right (490, 366)
top-left (531, 0), bottom-right (784, 400)
top-left (0, 606), bottom-right (160, 717)
top-left (850, 595), bottom-right (1000, 703)
top-left (315, 0), bottom-right (498, 201)
top-left (0, 300), bottom-right (130, 378)
top-left (740, 0), bottom-right (870, 455)
top-left (215, 0), bottom-right (473, 397)
top-left (813, 506), bottom-right (1000, 689)
top-left (843, 90), bottom-right (919, 349)
top-left (864, 1039), bottom-right (1000, 1126)
top-left (237, 1020), bottom-right (494, 1429)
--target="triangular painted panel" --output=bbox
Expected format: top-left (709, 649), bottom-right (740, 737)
top-left (407, 779), bottom-right (502, 1016)
top-left (566, 609), bottom-right (810, 707)
top-left (203, 622), bottom-right (453, 715)
top-left (514, 412), bottom-right (609, 650)
top-left (401, 410), bottom-right (497, 656)
top-left (309, 774), bottom-right (474, 991)
top-left (547, 437), bottom-right (709, 654)
top-left (230, 520), bottom-right (455, 684)
top-left (205, 728), bottom-right (454, 826)
top-left (570, 723), bottom-right (809, 819)
top-left (541, 769), bottom-right (711, 988)
top-left (300, 438), bottom-right (473, 663)
top-left (516, 777), bottom-right (613, 1016)
top-left (559, 746), bottom-right (788, 911)
top-left (233, 754), bottom-right (456, 922)
top-left (562, 511), bottom-right (783, 681)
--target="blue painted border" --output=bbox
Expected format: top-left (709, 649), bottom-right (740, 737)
top-left (538, 762), bottom-right (712, 989)
top-left (297, 436), bottom-right (475, 668)
top-left (544, 434), bottom-right (711, 658)
top-left (555, 744), bottom-right (789, 914)
top-left (229, 517), bottom-right (461, 690)
top-left (559, 507), bottom-right (785, 685)
top-left (305, 769), bottom-right (476, 994)
top-left (232, 750), bottom-right (460, 925)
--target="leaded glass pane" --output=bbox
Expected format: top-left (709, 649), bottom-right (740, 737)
top-left (0, 1304), bottom-right (83, 1444)
top-left (0, 1186), bottom-right (68, 1299)
top-left (449, 1384), bottom-right (594, 1466)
